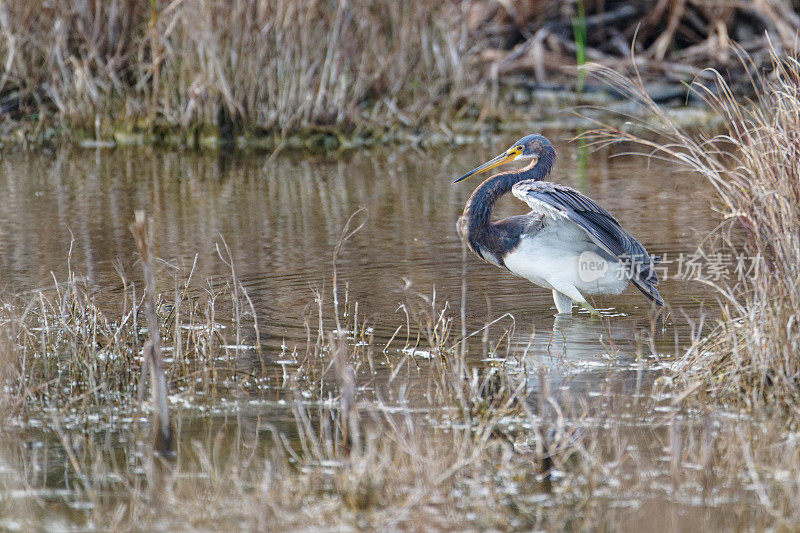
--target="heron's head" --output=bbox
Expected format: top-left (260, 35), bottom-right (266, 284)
top-left (453, 134), bottom-right (554, 183)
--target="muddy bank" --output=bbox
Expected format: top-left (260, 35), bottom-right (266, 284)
top-left (3, 90), bottom-right (718, 152)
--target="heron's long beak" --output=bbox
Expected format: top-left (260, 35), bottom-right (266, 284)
top-left (453, 150), bottom-right (519, 183)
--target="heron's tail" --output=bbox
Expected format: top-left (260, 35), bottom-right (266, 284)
top-left (627, 254), bottom-right (664, 306)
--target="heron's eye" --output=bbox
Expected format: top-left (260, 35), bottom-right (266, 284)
top-left (516, 145), bottom-right (524, 152)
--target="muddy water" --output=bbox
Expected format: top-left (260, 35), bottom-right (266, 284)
top-left (0, 136), bottom-right (742, 527)
top-left (0, 137), bottom-right (714, 338)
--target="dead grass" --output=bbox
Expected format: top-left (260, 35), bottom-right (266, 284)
top-left (585, 45), bottom-right (800, 410)
top-left (2, 1), bottom-right (800, 143)
top-left (0, 0), bottom-right (479, 139)
top-left (0, 234), bottom-right (600, 530)
top-left (5, 229), bottom-right (800, 528)
top-left (0, 234), bottom-right (264, 413)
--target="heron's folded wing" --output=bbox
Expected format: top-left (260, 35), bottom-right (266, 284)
top-left (512, 180), bottom-right (664, 305)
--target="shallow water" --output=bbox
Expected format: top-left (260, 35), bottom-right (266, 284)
top-left (1, 136), bottom-right (757, 528)
top-left (0, 137), bottom-right (715, 339)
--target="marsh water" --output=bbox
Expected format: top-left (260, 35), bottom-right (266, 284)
top-left (0, 136), bottom-right (762, 529)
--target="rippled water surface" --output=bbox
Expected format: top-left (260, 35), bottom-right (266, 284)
top-left (0, 136), bottom-right (715, 334)
top-left (1, 136), bottom-right (751, 528)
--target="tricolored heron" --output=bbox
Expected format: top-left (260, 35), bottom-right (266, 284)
top-left (454, 134), bottom-right (663, 315)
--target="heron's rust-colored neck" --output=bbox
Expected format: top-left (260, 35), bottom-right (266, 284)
top-left (459, 147), bottom-right (556, 265)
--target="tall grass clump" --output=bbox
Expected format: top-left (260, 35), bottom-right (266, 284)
top-left (0, 238), bottom-right (263, 413)
top-left (586, 47), bottom-right (800, 408)
top-left (0, 0), bottom-right (476, 137)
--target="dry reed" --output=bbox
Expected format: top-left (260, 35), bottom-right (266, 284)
top-left (2, 1), bottom-right (800, 143)
top-left (4, 226), bottom-right (800, 528)
top-left (0, 0), bottom-right (478, 138)
top-left (0, 234), bottom-right (263, 414)
top-left (0, 230), bottom-right (597, 530)
top-left (130, 210), bottom-right (173, 455)
top-left (585, 45), bottom-right (800, 409)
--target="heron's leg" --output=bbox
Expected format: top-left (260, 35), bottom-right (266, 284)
top-left (579, 300), bottom-right (600, 317)
top-left (552, 290), bottom-right (574, 314)
top-left (551, 283), bottom-right (600, 317)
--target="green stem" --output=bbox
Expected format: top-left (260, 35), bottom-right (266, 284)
top-left (572, 0), bottom-right (587, 93)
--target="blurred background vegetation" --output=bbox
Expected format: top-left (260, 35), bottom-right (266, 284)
top-left (1, 0), bottom-right (800, 144)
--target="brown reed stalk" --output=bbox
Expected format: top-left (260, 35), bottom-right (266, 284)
top-left (130, 210), bottom-right (173, 455)
top-left (584, 44), bottom-right (800, 408)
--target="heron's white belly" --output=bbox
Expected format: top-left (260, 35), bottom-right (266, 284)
top-left (503, 225), bottom-right (628, 295)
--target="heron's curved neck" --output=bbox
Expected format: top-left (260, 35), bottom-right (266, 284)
top-left (464, 149), bottom-right (555, 234)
